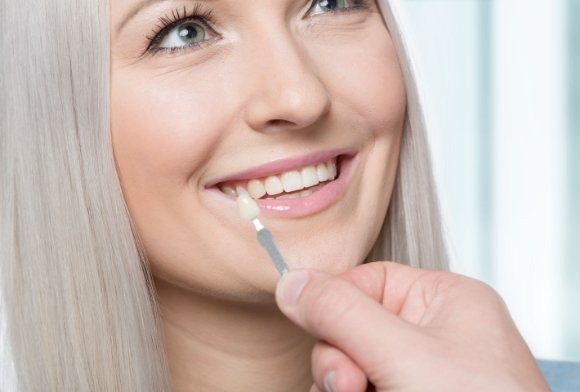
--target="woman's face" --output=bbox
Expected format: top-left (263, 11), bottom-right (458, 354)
top-left (110, 0), bottom-right (406, 301)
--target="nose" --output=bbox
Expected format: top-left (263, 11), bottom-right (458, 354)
top-left (242, 26), bottom-right (331, 133)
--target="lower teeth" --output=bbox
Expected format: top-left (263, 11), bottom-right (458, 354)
top-left (275, 193), bottom-right (302, 200)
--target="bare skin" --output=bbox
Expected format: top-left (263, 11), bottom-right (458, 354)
top-left (110, 0), bottom-right (404, 390)
top-left (109, 0), bottom-right (549, 391)
top-left (276, 262), bottom-right (551, 392)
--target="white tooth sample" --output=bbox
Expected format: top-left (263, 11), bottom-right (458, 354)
top-left (316, 163), bottom-right (329, 182)
top-left (237, 194), bottom-right (260, 221)
top-left (327, 160), bottom-right (337, 180)
top-left (220, 185), bottom-right (237, 196)
top-left (301, 166), bottom-right (319, 188)
top-left (236, 185), bottom-right (249, 196)
top-left (264, 176), bottom-right (284, 195)
top-left (247, 179), bottom-right (266, 199)
top-left (300, 189), bottom-right (313, 197)
top-left (281, 171), bottom-right (303, 192)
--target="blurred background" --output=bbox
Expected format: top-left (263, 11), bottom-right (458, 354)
top-left (399, 0), bottom-right (579, 361)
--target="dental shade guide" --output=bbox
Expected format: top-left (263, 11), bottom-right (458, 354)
top-left (236, 193), bottom-right (289, 276)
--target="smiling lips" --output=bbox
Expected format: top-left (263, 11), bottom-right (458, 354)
top-left (218, 158), bottom-right (338, 200)
top-left (207, 152), bottom-right (356, 218)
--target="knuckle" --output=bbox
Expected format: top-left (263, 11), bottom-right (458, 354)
top-left (302, 278), bottom-right (360, 333)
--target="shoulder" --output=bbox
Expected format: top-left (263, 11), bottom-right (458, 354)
top-left (537, 359), bottom-right (580, 392)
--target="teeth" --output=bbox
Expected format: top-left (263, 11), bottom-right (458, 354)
top-left (221, 185), bottom-right (237, 196)
top-left (264, 176), bottom-right (284, 195)
top-left (281, 171), bottom-right (303, 192)
top-left (219, 158), bottom-right (339, 199)
top-left (275, 192), bottom-right (303, 200)
top-left (247, 179), bottom-right (266, 199)
top-left (236, 185), bottom-right (249, 196)
top-left (327, 160), bottom-right (337, 180)
top-left (301, 166), bottom-right (319, 188)
top-left (316, 163), bottom-right (329, 182)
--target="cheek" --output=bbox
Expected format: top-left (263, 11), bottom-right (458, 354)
top-left (110, 69), bottom-right (229, 189)
top-left (109, 70), bottom-right (232, 274)
top-left (312, 28), bottom-right (406, 257)
top-left (310, 28), bottom-right (406, 136)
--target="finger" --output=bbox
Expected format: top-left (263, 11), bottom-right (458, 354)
top-left (311, 341), bottom-right (367, 392)
top-left (310, 384), bottom-right (323, 392)
top-left (275, 268), bottom-right (422, 378)
top-left (338, 262), bottom-right (480, 325)
top-left (338, 261), bottom-right (442, 314)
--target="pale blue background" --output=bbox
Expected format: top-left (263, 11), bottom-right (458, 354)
top-left (400, 0), bottom-right (579, 361)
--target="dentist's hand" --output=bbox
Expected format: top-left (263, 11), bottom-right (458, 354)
top-left (275, 262), bottom-right (550, 392)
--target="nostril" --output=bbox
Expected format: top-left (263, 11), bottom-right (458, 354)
top-left (266, 119), bottom-right (295, 127)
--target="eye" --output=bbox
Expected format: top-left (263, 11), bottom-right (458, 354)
top-left (144, 5), bottom-right (221, 56)
top-left (308, 0), bottom-right (365, 16)
top-left (157, 21), bottom-right (209, 50)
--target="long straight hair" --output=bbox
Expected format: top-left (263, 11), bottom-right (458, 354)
top-left (0, 0), bottom-right (171, 390)
top-left (0, 0), bottom-right (447, 390)
top-left (371, 0), bottom-right (450, 270)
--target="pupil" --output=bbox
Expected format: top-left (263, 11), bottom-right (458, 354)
top-left (179, 25), bottom-right (199, 41)
top-left (320, 0), bottom-right (338, 10)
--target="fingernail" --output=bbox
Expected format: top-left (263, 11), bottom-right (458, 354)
top-left (277, 270), bottom-right (310, 306)
top-left (324, 371), bottom-right (337, 392)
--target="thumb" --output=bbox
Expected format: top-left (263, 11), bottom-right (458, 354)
top-left (275, 269), bottom-right (420, 380)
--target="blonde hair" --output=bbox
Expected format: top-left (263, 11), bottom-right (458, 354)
top-left (0, 0), bottom-right (447, 390)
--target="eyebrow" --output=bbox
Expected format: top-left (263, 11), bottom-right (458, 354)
top-left (116, 0), bottom-right (215, 36)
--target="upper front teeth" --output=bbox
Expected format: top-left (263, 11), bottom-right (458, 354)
top-left (220, 158), bottom-right (338, 199)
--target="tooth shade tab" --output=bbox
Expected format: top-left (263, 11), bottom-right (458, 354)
top-left (218, 157), bottom-right (339, 199)
top-left (237, 194), bottom-right (260, 221)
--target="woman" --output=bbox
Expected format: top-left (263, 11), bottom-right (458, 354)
top-left (0, 0), bottom-right (556, 390)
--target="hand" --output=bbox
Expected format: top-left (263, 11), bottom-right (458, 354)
top-left (275, 262), bottom-right (550, 392)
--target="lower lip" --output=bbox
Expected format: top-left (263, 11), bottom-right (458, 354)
top-left (209, 155), bottom-right (357, 218)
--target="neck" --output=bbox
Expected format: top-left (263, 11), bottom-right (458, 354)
top-left (154, 277), bottom-right (315, 392)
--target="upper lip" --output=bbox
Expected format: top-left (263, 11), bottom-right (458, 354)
top-left (205, 148), bottom-right (353, 188)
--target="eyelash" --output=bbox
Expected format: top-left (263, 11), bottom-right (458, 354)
top-left (143, 4), bottom-right (218, 56)
top-left (143, 0), bottom-right (371, 57)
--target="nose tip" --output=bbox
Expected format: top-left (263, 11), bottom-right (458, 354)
top-left (245, 81), bottom-right (331, 132)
